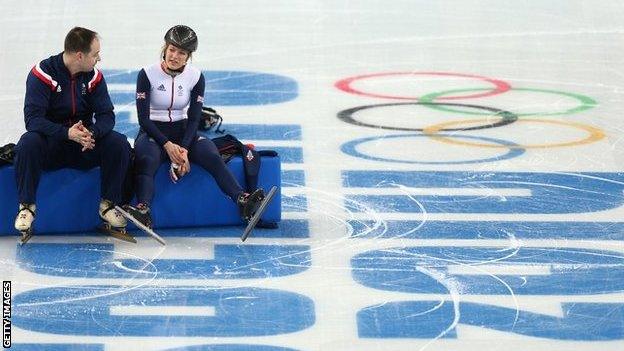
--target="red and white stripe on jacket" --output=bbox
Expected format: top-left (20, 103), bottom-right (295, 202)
top-left (31, 63), bottom-right (59, 91)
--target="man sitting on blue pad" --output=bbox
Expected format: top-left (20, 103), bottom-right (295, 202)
top-left (13, 27), bottom-right (131, 243)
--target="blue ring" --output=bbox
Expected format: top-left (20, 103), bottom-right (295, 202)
top-left (341, 133), bottom-right (525, 164)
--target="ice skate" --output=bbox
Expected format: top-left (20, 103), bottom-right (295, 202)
top-left (122, 203), bottom-right (153, 229)
top-left (239, 186), bottom-right (278, 242)
top-left (15, 203), bottom-right (35, 244)
top-left (117, 204), bottom-right (166, 245)
top-left (237, 188), bottom-right (266, 221)
top-left (98, 199), bottom-right (136, 243)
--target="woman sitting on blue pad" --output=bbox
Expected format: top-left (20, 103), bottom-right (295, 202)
top-left (125, 25), bottom-right (263, 227)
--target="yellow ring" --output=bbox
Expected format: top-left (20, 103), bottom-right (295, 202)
top-left (422, 118), bottom-right (605, 149)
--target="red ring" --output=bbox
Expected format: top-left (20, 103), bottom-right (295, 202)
top-left (335, 71), bottom-right (511, 100)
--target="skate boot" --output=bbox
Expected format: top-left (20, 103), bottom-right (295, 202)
top-left (237, 189), bottom-right (265, 221)
top-left (98, 199), bottom-right (135, 243)
top-left (239, 186), bottom-right (278, 242)
top-left (15, 203), bottom-right (35, 244)
top-left (117, 203), bottom-right (166, 245)
top-left (122, 203), bottom-right (153, 229)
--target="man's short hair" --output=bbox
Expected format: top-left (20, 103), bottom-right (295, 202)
top-left (64, 27), bottom-right (98, 54)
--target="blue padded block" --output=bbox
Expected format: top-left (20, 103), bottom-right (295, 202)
top-left (0, 155), bottom-right (281, 235)
top-left (0, 167), bottom-right (101, 234)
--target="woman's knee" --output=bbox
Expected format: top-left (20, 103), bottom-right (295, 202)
top-left (135, 150), bottom-right (162, 174)
top-left (193, 139), bottom-right (222, 163)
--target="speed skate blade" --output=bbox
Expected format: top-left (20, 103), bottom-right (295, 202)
top-left (19, 230), bottom-right (33, 245)
top-left (241, 186), bottom-right (278, 242)
top-left (116, 206), bottom-right (166, 245)
top-left (98, 224), bottom-right (137, 243)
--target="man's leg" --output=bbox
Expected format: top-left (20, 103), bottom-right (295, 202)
top-left (13, 131), bottom-right (64, 240)
top-left (96, 131), bottom-right (131, 204)
top-left (75, 131), bottom-right (131, 231)
top-left (14, 131), bottom-right (50, 204)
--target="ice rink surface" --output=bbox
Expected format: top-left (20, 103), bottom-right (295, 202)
top-left (1, 1), bottom-right (624, 350)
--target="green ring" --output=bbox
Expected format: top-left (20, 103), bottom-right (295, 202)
top-left (418, 87), bottom-right (597, 116)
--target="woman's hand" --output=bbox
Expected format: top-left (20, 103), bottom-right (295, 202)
top-left (164, 141), bottom-right (186, 165)
top-left (177, 147), bottom-right (190, 176)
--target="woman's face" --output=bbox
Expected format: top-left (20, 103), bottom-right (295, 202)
top-left (164, 44), bottom-right (190, 71)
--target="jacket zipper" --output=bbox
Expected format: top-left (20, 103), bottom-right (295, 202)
top-left (70, 78), bottom-right (76, 126)
top-left (167, 76), bottom-right (175, 122)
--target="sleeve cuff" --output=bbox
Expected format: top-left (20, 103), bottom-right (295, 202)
top-left (88, 126), bottom-right (99, 139)
top-left (61, 126), bottom-right (70, 140)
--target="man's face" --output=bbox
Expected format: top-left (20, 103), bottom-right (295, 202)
top-left (78, 38), bottom-right (101, 72)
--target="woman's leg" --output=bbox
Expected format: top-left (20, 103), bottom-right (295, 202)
top-left (189, 135), bottom-right (243, 202)
top-left (133, 132), bottom-right (165, 205)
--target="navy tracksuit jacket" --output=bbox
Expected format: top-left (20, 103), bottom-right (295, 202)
top-left (15, 53), bottom-right (130, 204)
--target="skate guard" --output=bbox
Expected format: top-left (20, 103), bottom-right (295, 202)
top-left (0, 155), bottom-right (281, 235)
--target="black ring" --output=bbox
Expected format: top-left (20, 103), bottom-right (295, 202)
top-left (337, 102), bottom-right (518, 132)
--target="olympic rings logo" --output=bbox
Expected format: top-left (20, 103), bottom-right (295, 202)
top-left (335, 72), bottom-right (511, 100)
top-left (335, 72), bottom-right (604, 164)
top-left (423, 119), bottom-right (605, 150)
